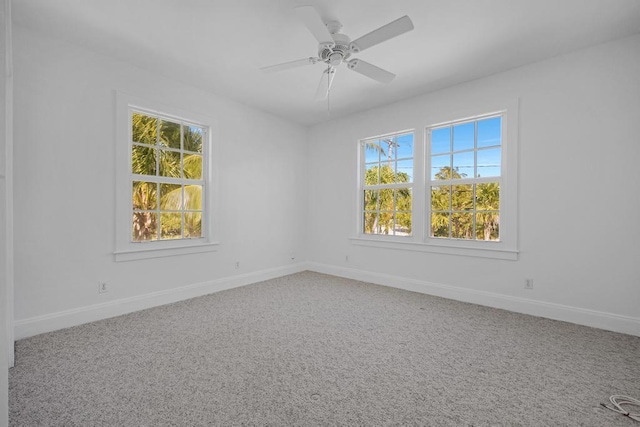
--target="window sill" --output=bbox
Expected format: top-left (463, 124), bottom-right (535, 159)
top-left (350, 236), bottom-right (518, 260)
top-left (114, 241), bottom-right (220, 262)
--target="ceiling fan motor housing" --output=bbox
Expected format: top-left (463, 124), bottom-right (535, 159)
top-left (318, 32), bottom-right (351, 65)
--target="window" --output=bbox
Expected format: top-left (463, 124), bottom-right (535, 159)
top-left (428, 115), bottom-right (502, 241)
top-left (130, 110), bottom-right (205, 241)
top-left (360, 131), bottom-right (414, 236)
top-left (115, 93), bottom-right (218, 261)
top-left (353, 100), bottom-right (518, 260)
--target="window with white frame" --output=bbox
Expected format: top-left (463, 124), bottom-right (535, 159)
top-left (130, 110), bottom-right (205, 241)
top-left (115, 93), bottom-right (218, 262)
top-left (428, 114), bottom-right (502, 241)
top-left (361, 131), bottom-right (414, 236)
top-left (354, 101), bottom-right (518, 260)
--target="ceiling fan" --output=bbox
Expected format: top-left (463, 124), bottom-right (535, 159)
top-left (261, 6), bottom-right (414, 100)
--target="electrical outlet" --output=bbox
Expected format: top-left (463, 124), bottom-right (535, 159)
top-left (345, 255), bottom-right (349, 262)
top-left (524, 279), bottom-right (533, 290)
top-left (98, 282), bottom-right (108, 294)
top-left (235, 261), bottom-right (240, 269)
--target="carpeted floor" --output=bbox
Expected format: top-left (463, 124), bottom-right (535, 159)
top-left (9, 271), bottom-right (640, 426)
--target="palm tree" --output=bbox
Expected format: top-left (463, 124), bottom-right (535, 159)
top-left (476, 182), bottom-right (500, 240)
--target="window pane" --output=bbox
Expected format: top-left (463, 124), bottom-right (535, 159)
top-left (132, 113), bottom-right (157, 145)
top-left (132, 212), bottom-right (157, 241)
top-left (477, 148), bottom-right (501, 178)
top-left (453, 122), bottom-right (474, 152)
top-left (396, 133), bottom-right (414, 159)
top-left (159, 150), bottom-right (181, 177)
top-left (451, 212), bottom-right (473, 239)
top-left (476, 212), bottom-right (499, 241)
top-left (160, 212), bottom-right (182, 239)
top-left (365, 163), bottom-right (380, 185)
top-left (395, 212), bottom-right (412, 235)
top-left (132, 181), bottom-right (157, 210)
top-left (395, 188), bottom-right (412, 236)
top-left (452, 185), bottom-right (473, 211)
top-left (160, 120), bottom-right (181, 149)
top-left (431, 212), bottom-right (449, 238)
top-left (378, 163), bottom-right (396, 184)
top-left (184, 185), bottom-right (202, 211)
top-left (452, 151), bottom-right (474, 179)
top-left (378, 211), bottom-right (394, 235)
top-left (396, 159), bottom-right (413, 183)
top-left (431, 127), bottom-right (450, 154)
top-left (131, 145), bottom-right (156, 175)
top-left (364, 142), bottom-right (381, 163)
top-left (476, 183), bottom-right (500, 210)
top-left (160, 184), bottom-right (182, 210)
top-left (379, 138), bottom-right (397, 161)
top-left (184, 154), bottom-right (202, 180)
top-left (395, 188), bottom-right (412, 212)
top-left (431, 186), bottom-right (450, 211)
top-left (431, 155), bottom-right (450, 180)
top-left (184, 212), bottom-right (202, 238)
top-left (478, 117), bottom-right (501, 148)
top-left (364, 212), bottom-right (381, 234)
top-left (379, 189), bottom-right (394, 212)
top-left (364, 189), bottom-right (378, 211)
top-left (184, 125), bottom-right (203, 153)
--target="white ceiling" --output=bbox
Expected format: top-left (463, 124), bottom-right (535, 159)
top-left (11, 0), bottom-right (640, 126)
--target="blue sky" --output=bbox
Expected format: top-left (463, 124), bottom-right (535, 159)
top-left (364, 117), bottom-right (501, 183)
top-left (431, 116), bottom-right (501, 179)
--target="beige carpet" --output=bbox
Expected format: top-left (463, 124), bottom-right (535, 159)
top-left (9, 271), bottom-right (640, 426)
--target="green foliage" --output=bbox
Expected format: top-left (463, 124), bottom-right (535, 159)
top-left (364, 165), bottom-right (412, 235)
top-left (184, 126), bottom-right (203, 153)
top-left (183, 154), bottom-right (203, 179)
top-left (430, 167), bottom-right (500, 241)
top-left (132, 113), bottom-right (157, 145)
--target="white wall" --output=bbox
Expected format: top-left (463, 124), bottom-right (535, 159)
top-left (307, 34), bottom-right (640, 335)
top-left (1, 0), bottom-right (11, 422)
top-left (12, 26), bottom-right (308, 336)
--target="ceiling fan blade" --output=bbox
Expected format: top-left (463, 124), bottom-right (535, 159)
top-left (260, 57), bottom-right (319, 73)
top-left (349, 15), bottom-right (414, 53)
top-left (295, 5), bottom-right (335, 48)
top-left (314, 67), bottom-right (337, 101)
top-left (347, 59), bottom-right (395, 83)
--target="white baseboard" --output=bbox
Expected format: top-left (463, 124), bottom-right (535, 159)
top-left (14, 262), bottom-right (639, 340)
top-left (14, 263), bottom-right (307, 340)
top-left (306, 262), bottom-right (640, 337)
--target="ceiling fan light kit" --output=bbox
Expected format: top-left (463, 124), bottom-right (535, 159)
top-left (261, 5), bottom-right (414, 101)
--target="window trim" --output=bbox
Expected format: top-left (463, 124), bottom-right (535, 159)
top-left (353, 99), bottom-right (519, 260)
top-left (115, 92), bottom-right (219, 262)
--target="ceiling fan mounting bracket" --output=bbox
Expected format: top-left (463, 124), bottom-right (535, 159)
top-left (326, 20), bottom-right (343, 35)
